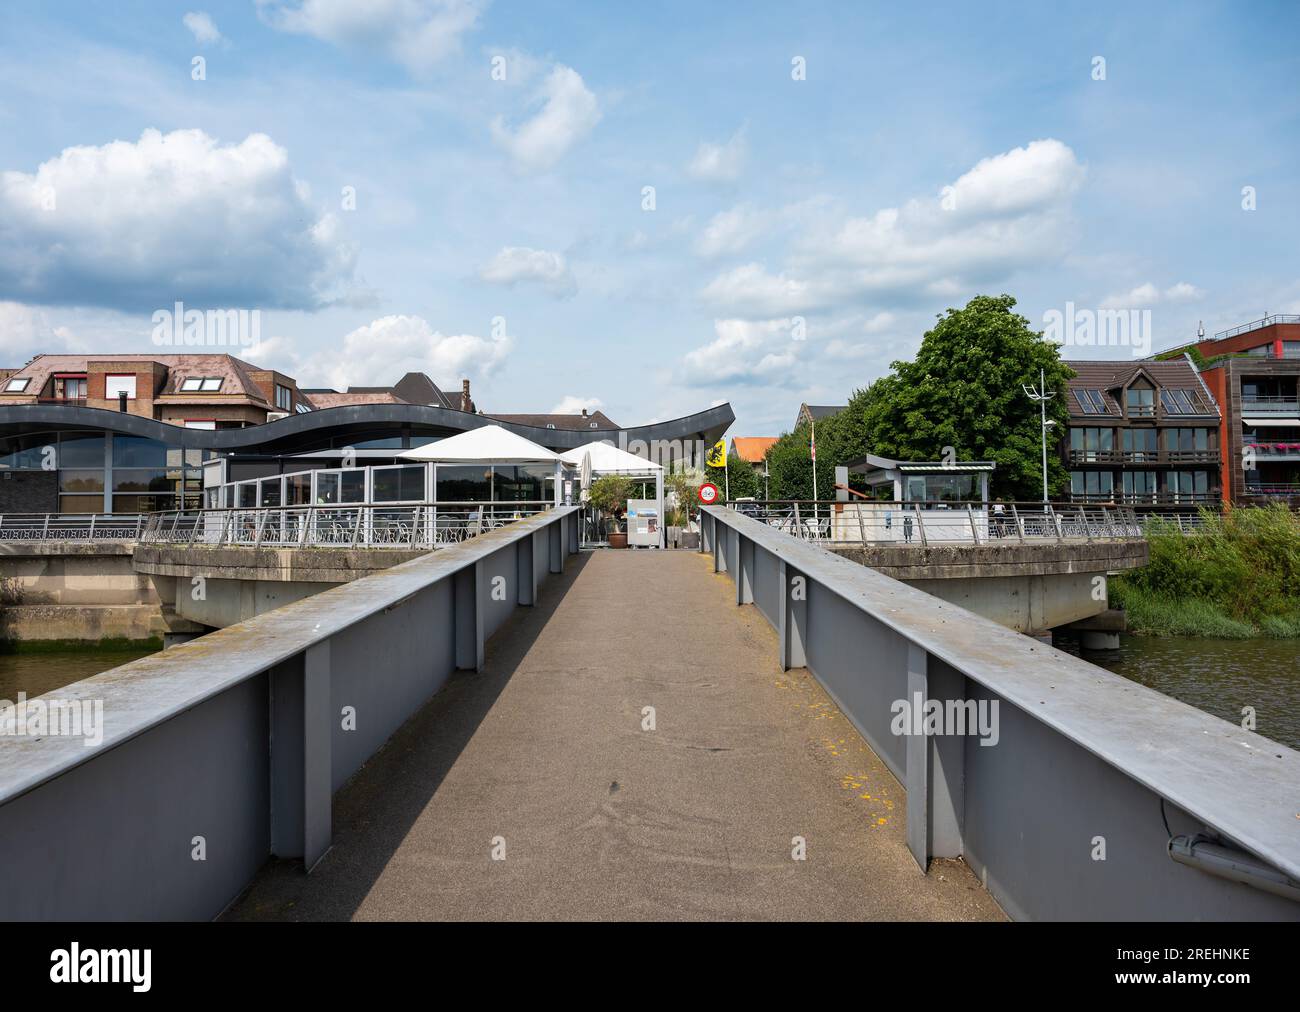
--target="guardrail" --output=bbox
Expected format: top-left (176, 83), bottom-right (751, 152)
top-left (1215, 314), bottom-right (1300, 340)
top-left (0, 513), bottom-right (145, 541)
top-left (701, 505), bottom-right (1300, 920)
top-left (728, 500), bottom-right (1143, 546)
top-left (138, 502), bottom-right (554, 550)
top-left (0, 506), bottom-right (580, 919)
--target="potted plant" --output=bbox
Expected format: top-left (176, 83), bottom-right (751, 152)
top-left (589, 474), bottom-right (633, 548)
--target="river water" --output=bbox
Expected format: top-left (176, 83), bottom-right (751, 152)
top-left (0, 648), bottom-right (156, 701)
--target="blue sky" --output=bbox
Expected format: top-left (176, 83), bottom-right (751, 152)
top-left (1, 1), bottom-right (1297, 437)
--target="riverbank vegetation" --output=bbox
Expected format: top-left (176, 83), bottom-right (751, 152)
top-left (1111, 505), bottom-right (1300, 638)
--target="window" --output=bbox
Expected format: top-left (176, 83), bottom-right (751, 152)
top-left (436, 465), bottom-right (492, 502)
top-left (1159, 389), bottom-right (1198, 414)
top-left (275, 384), bottom-right (293, 411)
top-left (184, 419), bottom-right (216, 429)
top-left (180, 377), bottom-right (223, 392)
top-left (1167, 471), bottom-right (1209, 500)
top-left (1126, 387), bottom-right (1155, 416)
top-left (371, 465), bottom-right (425, 502)
top-left (1166, 428), bottom-right (1211, 454)
top-left (105, 374), bottom-right (137, 399)
top-left (259, 478), bottom-right (282, 508)
top-left (1122, 428), bottom-right (1158, 460)
top-left (1075, 389), bottom-right (1108, 414)
top-left (285, 472), bottom-right (312, 506)
top-left (1070, 471), bottom-right (1114, 498)
top-left (1069, 427), bottom-right (1113, 460)
top-left (53, 375), bottom-right (87, 401)
top-left (590, 422), bottom-right (598, 428)
top-left (1122, 471), bottom-right (1158, 500)
top-left (5, 377), bottom-right (29, 392)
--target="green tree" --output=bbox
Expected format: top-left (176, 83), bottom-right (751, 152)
top-left (863, 294), bottom-right (1074, 500)
top-left (705, 451), bottom-right (760, 500)
top-left (762, 385), bottom-right (876, 500)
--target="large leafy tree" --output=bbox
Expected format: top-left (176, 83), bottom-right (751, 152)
top-left (863, 294), bottom-right (1075, 500)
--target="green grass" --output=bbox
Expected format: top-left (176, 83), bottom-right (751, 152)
top-left (0, 636), bottom-right (162, 655)
top-left (1112, 504), bottom-right (1300, 638)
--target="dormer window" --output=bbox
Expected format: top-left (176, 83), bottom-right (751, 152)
top-left (1126, 388), bottom-right (1155, 416)
top-left (546, 423), bottom-right (556, 429)
top-left (590, 421), bottom-right (598, 428)
top-left (180, 377), bottom-right (223, 392)
top-left (4, 377), bottom-right (29, 392)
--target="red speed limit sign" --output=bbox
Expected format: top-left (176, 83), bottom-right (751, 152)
top-left (698, 482), bottom-right (720, 505)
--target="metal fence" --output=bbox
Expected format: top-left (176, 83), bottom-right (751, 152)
top-left (138, 502), bottom-right (554, 550)
top-left (727, 500), bottom-right (1144, 546)
top-left (0, 513), bottom-right (146, 542)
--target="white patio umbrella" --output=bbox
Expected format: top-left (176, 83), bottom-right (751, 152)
top-left (579, 450), bottom-right (592, 503)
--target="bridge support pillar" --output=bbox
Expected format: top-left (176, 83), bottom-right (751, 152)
top-left (269, 640), bottom-right (333, 871)
top-left (736, 534), bottom-right (754, 606)
top-left (905, 645), bottom-right (966, 872)
top-left (778, 560), bottom-right (807, 670)
top-left (518, 535), bottom-right (536, 606)
top-left (454, 560), bottom-right (484, 671)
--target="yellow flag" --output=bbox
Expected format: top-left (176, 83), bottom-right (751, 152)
top-left (706, 438), bottom-right (727, 468)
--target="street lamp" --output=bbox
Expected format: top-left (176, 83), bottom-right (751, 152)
top-left (1022, 367), bottom-right (1056, 504)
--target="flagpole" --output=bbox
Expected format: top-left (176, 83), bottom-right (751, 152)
top-left (810, 419), bottom-right (818, 528)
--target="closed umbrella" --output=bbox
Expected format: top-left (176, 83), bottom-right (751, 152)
top-left (579, 451), bottom-right (592, 503)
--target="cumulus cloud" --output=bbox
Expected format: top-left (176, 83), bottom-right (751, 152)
top-left (258, 0), bottom-right (481, 74)
top-left (695, 204), bottom-right (767, 258)
top-left (0, 302), bottom-right (78, 360)
top-left (326, 314), bottom-right (511, 389)
top-left (183, 12), bottom-right (223, 45)
top-left (680, 318), bottom-right (801, 387)
top-left (491, 65), bottom-right (600, 172)
top-left (478, 246), bottom-right (575, 295)
top-left (0, 128), bottom-right (355, 313)
top-left (687, 127), bottom-right (747, 183)
top-left (549, 395), bottom-right (604, 415)
top-left (1100, 281), bottom-right (1203, 309)
top-left (700, 138), bottom-right (1085, 318)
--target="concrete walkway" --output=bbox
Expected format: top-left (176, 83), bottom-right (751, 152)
top-left (225, 550), bottom-right (1004, 921)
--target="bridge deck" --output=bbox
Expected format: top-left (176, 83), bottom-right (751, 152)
top-left (225, 550), bottom-right (1004, 921)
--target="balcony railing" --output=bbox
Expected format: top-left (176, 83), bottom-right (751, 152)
top-left (1069, 491), bottom-right (1221, 506)
top-left (1243, 483), bottom-right (1300, 497)
top-left (1240, 396), bottom-right (1300, 415)
top-left (1244, 441), bottom-right (1300, 456)
top-left (1215, 314), bottom-right (1300, 340)
top-left (1067, 449), bottom-right (1219, 465)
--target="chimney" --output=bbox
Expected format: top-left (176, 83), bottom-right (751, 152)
top-left (118, 391), bottom-right (128, 413)
top-left (581, 408), bottom-right (588, 418)
top-left (460, 379), bottom-right (473, 413)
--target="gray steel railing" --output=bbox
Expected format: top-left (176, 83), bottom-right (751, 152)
top-left (1214, 314), bottom-right (1300, 340)
top-left (138, 502), bottom-right (553, 550)
top-left (701, 505), bottom-right (1300, 920)
top-left (0, 513), bottom-right (145, 542)
top-left (728, 500), bottom-right (1143, 546)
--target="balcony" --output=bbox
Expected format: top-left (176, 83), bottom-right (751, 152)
top-left (1240, 395), bottom-right (1299, 415)
top-left (1067, 449), bottom-right (1219, 466)
top-left (1244, 441), bottom-right (1300, 458)
top-left (1070, 490), bottom-right (1221, 506)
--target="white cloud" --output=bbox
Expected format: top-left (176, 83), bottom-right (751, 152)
top-left (681, 318), bottom-right (800, 386)
top-left (695, 204), bottom-right (766, 258)
top-left (183, 12), bottom-right (223, 46)
top-left (700, 139), bottom-right (1085, 318)
top-left (491, 65), bottom-right (600, 172)
top-left (327, 314), bottom-right (511, 389)
top-left (1100, 281), bottom-right (1203, 309)
top-left (478, 246), bottom-right (575, 295)
top-left (258, 0), bottom-right (481, 75)
top-left (549, 395), bottom-right (603, 414)
top-left (687, 127), bottom-right (747, 182)
top-left (0, 302), bottom-right (77, 360)
top-left (0, 128), bottom-right (355, 312)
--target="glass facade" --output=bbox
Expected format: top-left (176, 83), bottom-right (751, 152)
top-left (0, 430), bottom-right (208, 514)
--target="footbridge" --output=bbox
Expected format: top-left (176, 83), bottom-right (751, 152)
top-left (1, 504), bottom-right (1298, 921)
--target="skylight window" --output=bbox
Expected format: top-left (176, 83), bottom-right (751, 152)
top-left (1160, 389), bottom-right (1198, 414)
top-left (5, 377), bottom-right (30, 392)
top-left (180, 377), bottom-right (223, 392)
top-left (1076, 389), bottom-right (1108, 414)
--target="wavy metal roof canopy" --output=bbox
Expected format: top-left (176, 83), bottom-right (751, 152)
top-left (0, 402), bottom-right (735, 455)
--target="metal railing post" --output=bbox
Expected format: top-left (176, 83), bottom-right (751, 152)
top-left (913, 504), bottom-right (927, 547)
top-left (88, 514), bottom-right (96, 542)
top-left (856, 502), bottom-right (868, 548)
top-left (1010, 504), bottom-right (1026, 543)
top-left (1079, 507), bottom-right (1093, 541)
top-left (1047, 503), bottom-right (1063, 540)
top-left (793, 501), bottom-right (803, 540)
top-left (966, 503), bottom-right (980, 545)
